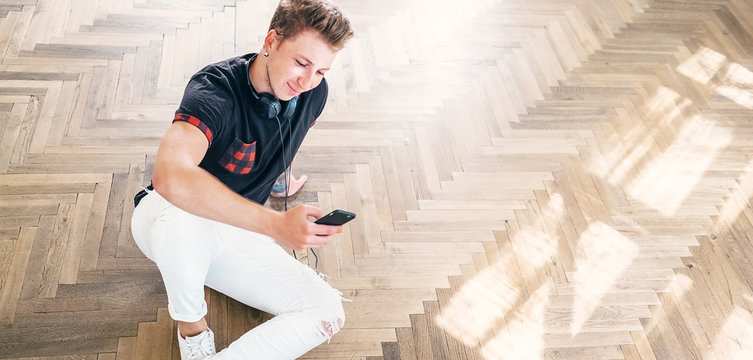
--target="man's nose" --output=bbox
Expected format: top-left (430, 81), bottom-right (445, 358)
top-left (298, 70), bottom-right (316, 90)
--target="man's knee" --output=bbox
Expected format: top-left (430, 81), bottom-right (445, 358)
top-left (316, 293), bottom-right (346, 339)
top-left (318, 308), bottom-right (345, 339)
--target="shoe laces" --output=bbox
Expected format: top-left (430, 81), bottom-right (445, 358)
top-left (185, 331), bottom-right (216, 359)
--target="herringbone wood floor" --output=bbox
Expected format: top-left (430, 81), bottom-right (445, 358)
top-left (1, 0), bottom-right (753, 358)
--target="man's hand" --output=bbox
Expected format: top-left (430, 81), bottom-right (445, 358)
top-left (271, 204), bottom-right (343, 251)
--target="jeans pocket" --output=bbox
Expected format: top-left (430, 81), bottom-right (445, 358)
top-left (218, 137), bottom-right (257, 174)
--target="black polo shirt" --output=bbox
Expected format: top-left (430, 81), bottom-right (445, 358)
top-left (174, 53), bottom-right (327, 204)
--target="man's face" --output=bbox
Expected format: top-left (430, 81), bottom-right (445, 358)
top-left (266, 29), bottom-right (337, 101)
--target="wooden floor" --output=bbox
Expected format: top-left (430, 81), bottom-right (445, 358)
top-left (1, 0), bottom-right (753, 358)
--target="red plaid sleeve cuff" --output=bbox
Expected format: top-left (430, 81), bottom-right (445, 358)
top-left (173, 113), bottom-right (214, 144)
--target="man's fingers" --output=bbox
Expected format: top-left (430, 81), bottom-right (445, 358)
top-left (303, 234), bottom-right (331, 249)
top-left (301, 204), bottom-right (323, 220)
top-left (311, 224), bottom-right (342, 236)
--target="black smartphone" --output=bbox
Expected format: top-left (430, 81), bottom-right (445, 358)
top-left (314, 209), bottom-right (356, 226)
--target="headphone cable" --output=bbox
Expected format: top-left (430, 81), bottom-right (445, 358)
top-left (275, 115), bottom-right (288, 211)
top-left (277, 114), bottom-right (319, 271)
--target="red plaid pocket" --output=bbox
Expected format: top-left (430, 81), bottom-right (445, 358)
top-left (218, 137), bottom-right (256, 174)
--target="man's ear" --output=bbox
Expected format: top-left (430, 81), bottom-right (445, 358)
top-left (263, 29), bottom-right (281, 54)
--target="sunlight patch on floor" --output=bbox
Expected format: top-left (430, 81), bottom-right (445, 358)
top-left (404, 0), bottom-right (496, 58)
top-left (678, 46), bottom-right (753, 109)
top-left (435, 194), bottom-right (565, 356)
top-left (481, 281), bottom-right (553, 360)
top-left (509, 193), bottom-right (564, 269)
top-left (717, 159), bottom-right (753, 225)
top-left (627, 114), bottom-right (730, 216)
top-left (641, 273), bottom-right (693, 339)
top-left (434, 252), bottom-right (522, 347)
top-left (569, 222), bottom-right (639, 335)
top-left (710, 306), bottom-right (753, 360)
top-left (677, 46), bottom-right (726, 85)
top-left (595, 87), bottom-right (690, 188)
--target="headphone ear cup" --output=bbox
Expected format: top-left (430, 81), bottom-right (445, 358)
top-left (280, 96), bottom-right (298, 120)
top-left (256, 93), bottom-right (282, 119)
top-left (247, 55), bottom-right (283, 119)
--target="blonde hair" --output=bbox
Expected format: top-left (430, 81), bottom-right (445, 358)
top-left (269, 0), bottom-right (354, 50)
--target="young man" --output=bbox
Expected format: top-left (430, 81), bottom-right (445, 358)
top-left (130, 1), bottom-right (354, 358)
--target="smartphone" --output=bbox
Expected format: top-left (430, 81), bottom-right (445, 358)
top-left (315, 209), bottom-right (356, 226)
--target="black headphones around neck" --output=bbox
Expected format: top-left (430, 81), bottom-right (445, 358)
top-left (246, 53), bottom-right (298, 120)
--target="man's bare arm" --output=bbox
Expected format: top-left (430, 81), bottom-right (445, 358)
top-left (152, 121), bottom-right (341, 250)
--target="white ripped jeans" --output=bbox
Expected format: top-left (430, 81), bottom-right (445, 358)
top-left (130, 190), bottom-right (346, 359)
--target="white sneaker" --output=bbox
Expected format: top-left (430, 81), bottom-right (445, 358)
top-left (178, 327), bottom-right (217, 360)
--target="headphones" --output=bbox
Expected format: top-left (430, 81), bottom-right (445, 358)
top-left (246, 53), bottom-right (298, 120)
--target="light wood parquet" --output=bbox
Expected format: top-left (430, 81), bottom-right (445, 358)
top-left (1, 0), bottom-right (753, 359)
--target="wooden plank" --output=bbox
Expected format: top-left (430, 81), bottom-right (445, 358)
top-left (155, 308), bottom-right (175, 359)
top-left (38, 203), bottom-right (75, 298)
top-left (395, 327), bottom-right (417, 360)
top-left (344, 172), bottom-right (367, 256)
top-left (409, 313), bottom-right (432, 360)
top-left (27, 82), bottom-right (60, 154)
top-left (46, 80), bottom-right (77, 146)
top-left (117, 163), bottom-right (144, 249)
top-left (317, 190), bottom-right (340, 275)
top-left (3, 5), bottom-right (33, 59)
top-left (0, 100), bottom-right (27, 173)
top-left (80, 179), bottom-right (112, 271)
top-left (330, 182), bottom-right (355, 269)
top-left (134, 320), bottom-right (157, 359)
top-left (0, 226), bottom-right (35, 324)
top-left (99, 352), bottom-right (117, 360)
top-left (14, 215), bottom-right (54, 314)
top-left (369, 157), bottom-right (395, 232)
top-left (380, 146), bottom-right (407, 221)
top-left (381, 342), bottom-right (400, 360)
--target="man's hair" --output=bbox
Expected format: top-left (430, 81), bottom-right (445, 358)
top-left (269, 0), bottom-right (354, 50)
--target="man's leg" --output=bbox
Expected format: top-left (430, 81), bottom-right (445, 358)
top-left (178, 317), bottom-right (208, 337)
top-left (204, 226), bottom-right (346, 359)
top-left (131, 191), bottom-right (216, 335)
top-left (133, 191), bottom-right (345, 358)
